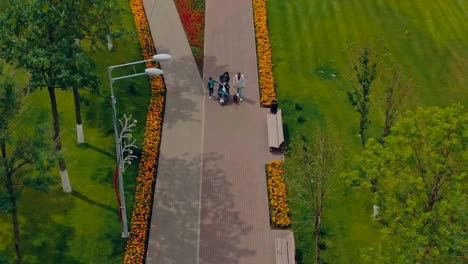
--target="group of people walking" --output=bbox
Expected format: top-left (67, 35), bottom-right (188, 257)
top-left (207, 72), bottom-right (245, 104)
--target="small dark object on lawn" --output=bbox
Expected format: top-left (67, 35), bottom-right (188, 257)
top-left (233, 93), bottom-right (239, 104)
top-left (297, 116), bottom-right (306, 123)
top-left (295, 103), bottom-right (303, 111)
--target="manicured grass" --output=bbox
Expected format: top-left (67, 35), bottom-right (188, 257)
top-left (267, 0), bottom-right (468, 263)
top-left (0, 1), bottom-right (153, 263)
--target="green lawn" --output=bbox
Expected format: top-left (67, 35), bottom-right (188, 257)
top-left (267, 0), bottom-right (468, 263)
top-left (0, 1), bottom-right (152, 263)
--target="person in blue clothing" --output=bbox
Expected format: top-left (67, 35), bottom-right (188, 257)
top-left (218, 82), bottom-right (230, 104)
top-left (219, 72), bottom-right (230, 94)
top-left (207, 77), bottom-right (217, 99)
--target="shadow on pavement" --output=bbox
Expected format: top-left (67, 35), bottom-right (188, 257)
top-left (147, 152), bottom-right (202, 263)
top-left (161, 55), bottom-right (204, 130)
top-left (199, 152), bottom-right (255, 264)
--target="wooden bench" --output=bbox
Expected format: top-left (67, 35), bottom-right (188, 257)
top-left (267, 109), bottom-right (285, 152)
top-left (275, 232), bottom-right (296, 264)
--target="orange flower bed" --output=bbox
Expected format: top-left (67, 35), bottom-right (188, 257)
top-left (130, 0), bottom-right (165, 94)
top-left (124, 0), bottom-right (166, 263)
top-left (252, 0), bottom-right (276, 106)
top-left (266, 161), bottom-right (291, 228)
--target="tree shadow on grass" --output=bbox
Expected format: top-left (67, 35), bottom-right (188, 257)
top-left (78, 143), bottom-right (114, 159)
top-left (71, 190), bottom-right (117, 215)
top-left (15, 188), bottom-right (81, 264)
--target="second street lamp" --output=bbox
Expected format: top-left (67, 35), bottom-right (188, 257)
top-left (108, 54), bottom-right (171, 238)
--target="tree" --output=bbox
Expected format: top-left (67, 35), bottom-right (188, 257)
top-left (380, 67), bottom-right (410, 139)
top-left (64, 48), bottom-right (100, 144)
top-left (360, 105), bottom-right (467, 263)
top-left (286, 131), bottom-right (341, 264)
top-left (0, 0), bottom-right (119, 191)
top-left (348, 46), bottom-right (377, 148)
top-left (0, 76), bottom-right (57, 264)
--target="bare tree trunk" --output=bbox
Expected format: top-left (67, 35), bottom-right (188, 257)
top-left (47, 87), bottom-right (71, 192)
top-left (73, 87), bottom-right (85, 144)
top-left (315, 186), bottom-right (325, 264)
top-left (315, 212), bottom-right (322, 264)
top-left (360, 122), bottom-right (366, 149)
top-left (2, 144), bottom-right (22, 264)
top-left (6, 174), bottom-right (22, 264)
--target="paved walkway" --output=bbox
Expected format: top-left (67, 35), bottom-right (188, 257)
top-left (144, 0), bottom-right (205, 263)
top-left (144, 0), bottom-right (292, 263)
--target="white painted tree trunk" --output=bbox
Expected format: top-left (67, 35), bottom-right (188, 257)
top-left (77, 124), bottom-right (85, 144)
top-left (373, 204), bottom-right (380, 219)
top-left (60, 169), bottom-right (72, 193)
top-left (107, 35), bottom-right (113, 51)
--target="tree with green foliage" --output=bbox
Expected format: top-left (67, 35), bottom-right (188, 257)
top-left (380, 67), bottom-right (409, 140)
top-left (0, 76), bottom-right (57, 264)
top-left (286, 131), bottom-right (341, 264)
top-left (360, 105), bottom-right (467, 263)
top-left (0, 0), bottom-right (119, 191)
top-left (348, 47), bottom-right (377, 148)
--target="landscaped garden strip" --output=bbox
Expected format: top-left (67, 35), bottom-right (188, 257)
top-left (252, 0), bottom-right (276, 106)
top-left (174, 0), bottom-right (205, 74)
top-left (266, 161), bottom-right (291, 228)
top-left (124, 0), bottom-right (166, 262)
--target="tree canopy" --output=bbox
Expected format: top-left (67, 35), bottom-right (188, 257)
top-left (0, 0), bottom-right (118, 91)
top-left (361, 105), bottom-right (467, 263)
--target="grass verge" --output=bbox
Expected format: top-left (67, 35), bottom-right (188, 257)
top-left (266, 0), bottom-right (468, 263)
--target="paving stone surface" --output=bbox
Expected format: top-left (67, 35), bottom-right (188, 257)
top-left (144, 0), bottom-right (291, 263)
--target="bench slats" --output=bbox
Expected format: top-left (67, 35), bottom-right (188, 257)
top-left (267, 109), bottom-right (284, 150)
top-left (276, 109), bottom-right (284, 146)
top-left (267, 114), bottom-right (279, 148)
top-left (275, 233), bottom-right (295, 264)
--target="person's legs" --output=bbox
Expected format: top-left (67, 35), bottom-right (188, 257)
top-left (238, 87), bottom-right (244, 101)
top-left (209, 88), bottom-right (213, 98)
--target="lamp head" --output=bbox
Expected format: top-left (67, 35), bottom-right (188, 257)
top-left (153, 54), bottom-right (172, 61)
top-left (145, 68), bottom-right (163, 76)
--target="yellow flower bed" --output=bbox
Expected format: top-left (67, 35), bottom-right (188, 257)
top-left (266, 161), bottom-right (291, 228)
top-left (124, 0), bottom-right (166, 263)
top-left (252, 0), bottom-right (277, 106)
top-left (130, 0), bottom-right (165, 94)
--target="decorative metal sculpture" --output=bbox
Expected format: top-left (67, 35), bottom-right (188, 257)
top-left (118, 114), bottom-right (138, 172)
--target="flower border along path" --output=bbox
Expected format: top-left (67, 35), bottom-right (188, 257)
top-left (252, 0), bottom-right (277, 107)
top-left (266, 161), bottom-right (291, 228)
top-left (124, 0), bottom-right (166, 263)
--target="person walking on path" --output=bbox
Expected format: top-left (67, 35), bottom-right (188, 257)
top-left (219, 72), bottom-right (230, 94)
top-left (233, 72), bottom-right (245, 102)
top-left (207, 77), bottom-right (218, 99)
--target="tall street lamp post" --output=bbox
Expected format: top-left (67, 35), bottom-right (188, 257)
top-left (108, 54), bottom-right (171, 238)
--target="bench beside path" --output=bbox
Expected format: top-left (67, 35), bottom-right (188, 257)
top-left (143, 0), bottom-right (294, 263)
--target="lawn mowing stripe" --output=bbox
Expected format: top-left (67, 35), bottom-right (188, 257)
top-left (285, 1), bottom-right (301, 76)
top-left (323, 1), bottom-right (339, 63)
top-left (309, 2), bottom-right (324, 64)
top-left (437, 0), bottom-right (467, 44)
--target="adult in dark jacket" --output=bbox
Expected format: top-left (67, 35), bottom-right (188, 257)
top-left (219, 72), bottom-right (230, 94)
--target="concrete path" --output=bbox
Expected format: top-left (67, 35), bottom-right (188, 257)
top-left (200, 0), bottom-right (291, 263)
top-left (144, 0), bottom-right (292, 263)
top-left (144, 0), bottom-right (205, 263)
